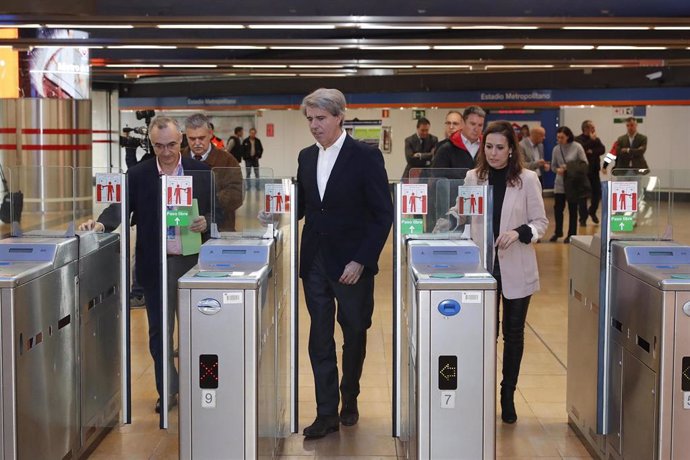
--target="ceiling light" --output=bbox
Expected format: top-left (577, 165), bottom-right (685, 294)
top-left (270, 46), bottom-right (341, 50)
top-left (298, 73), bottom-right (347, 77)
top-left (157, 24), bottom-right (244, 29)
top-left (248, 73), bottom-right (298, 76)
top-left (289, 64), bottom-right (345, 68)
top-left (233, 64), bottom-right (287, 68)
top-left (569, 64), bottom-right (624, 68)
top-left (108, 45), bottom-right (177, 49)
top-left (416, 64), bottom-right (472, 69)
top-left (451, 25), bottom-right (538, 30)
top-left (654, 26), bottom-right (690, 30)
top-left (523, 45), bottom-right (594, 50)
top-left (359, 64), bottom-right (414, 68)
top-left (162, 64), bottom-right (218, 68)
top-left (359, 24), bottom-right (448, 30)
top-left (485, 64), bottom-right (554, 69)
top-left (197, 45), bottom-right (267, 50)
top-left (596, 45), bottom-right (667, 50)
top-left (106, 64), bottom-right (161, 68)
top-left (248, 24), bottom-right (336, 30)
top-left (35, 45), bottom-right (103, 49)
top-left (45, 24), bottom-right (134, 29)
top-left (2, 24), bottom-right (42, 28)
top-left (562, 26), bottom-right (650, 30)
top-left (359, 45), bottom-right (431, 50)
top-left (433, 45), bottom-right (505, 50)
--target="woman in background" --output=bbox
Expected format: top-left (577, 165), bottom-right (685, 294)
top-left (549, 126), bottom-right (588, 243)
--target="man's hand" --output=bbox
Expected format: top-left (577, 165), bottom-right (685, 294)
top-left (78, 219), bottom-right (104, 232)
top-left (189, 216), bottom-right (207, 233)
top-left (339, 261), bottom-right (364, 285)
top-left (495, 230), bottom-right (519, 250)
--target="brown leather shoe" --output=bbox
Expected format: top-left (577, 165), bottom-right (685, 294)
top-left (303, 415), bottom-right (339, 438)
top-left (340, 399), bottom-right (359, 426)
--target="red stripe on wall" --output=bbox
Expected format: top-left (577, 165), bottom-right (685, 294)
top-left (0, 128), bottom-right (16, 134)
top-left (0, 144), bottom-right (16, 150)
top-left (22, 128), bottom-right (93, 135)
top-left (21, 144), bottom-right (92, 151)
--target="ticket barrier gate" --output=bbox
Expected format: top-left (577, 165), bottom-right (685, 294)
top-left (398, 239), bottom-right (496, 460)
top-left (568, 237), bottom-right (690, 459)
top-left (178, 235), bottom-right (295, 459)
top-left (0, 231), bottom-right (123, 459)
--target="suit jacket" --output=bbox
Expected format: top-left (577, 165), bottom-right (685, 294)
top-left (297, 135), bottom-right (394, 281)
top-left (183, 146), bottom-right (243, 231)
top-left (465, 168), bottom-right (548, 299)
top-left (518, 138), bottom-right (545, 176)
top-left (403, 133), bottom-right (438, 178)
top-left (614, 132), bottom-right (648, 169)
top-left (99, 156), bottom-right (212, 288)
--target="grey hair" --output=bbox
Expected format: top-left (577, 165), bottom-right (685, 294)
top-left (463, 105), bottom-right (486, 120)
top-left (148, 115), bottom-right (181, 138)
top-left (184, 113), bottom-right (212, 131)
top-left (301, 88), bottom-right (347, 125)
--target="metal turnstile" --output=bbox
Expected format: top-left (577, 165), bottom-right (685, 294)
top-left (568, 237), bottom-right (690, 459)
top-left (398, 239), bottom-right (496, 460)
top-left (0, 231), bottom-right (123, 459)
top-left (178, 236), bottom-right (294, 460)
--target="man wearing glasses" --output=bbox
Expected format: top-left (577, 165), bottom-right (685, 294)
top-left (80, 115), bottom-right (211, 413)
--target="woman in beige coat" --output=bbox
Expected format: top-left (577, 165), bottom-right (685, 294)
top-left (465, 120), bottom-right (548, 423)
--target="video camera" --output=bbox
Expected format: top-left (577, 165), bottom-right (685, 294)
top-left (135, 109), bottom-right (155, 124)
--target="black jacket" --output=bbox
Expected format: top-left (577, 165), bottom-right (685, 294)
top-left (98, 156), bottom-right (212, 288)
top-left (241, 136), bottom-right (264, 161)
top-left (297, 135), bottom-right (393, 281)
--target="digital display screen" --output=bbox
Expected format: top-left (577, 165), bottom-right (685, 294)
top-left (9, 248), bottom-right (33, 253)
top-left (683, 357), bottom-right (690, 392)
top-left (438, 355), bottom-right (457, 390)
top-left (199, 354), bottom-right (219, 389)
top-left (433, 250), bottom-right (458, 255)
top-left (649, 251), bottom-right (674, 256)
top-left (222, 249), bottom-right (247, 255)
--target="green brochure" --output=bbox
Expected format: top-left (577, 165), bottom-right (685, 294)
top-left (181, 198), bottom-right (202, 255)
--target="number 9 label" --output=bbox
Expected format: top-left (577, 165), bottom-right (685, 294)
top-left (202, 389), bottom-right (216, 408)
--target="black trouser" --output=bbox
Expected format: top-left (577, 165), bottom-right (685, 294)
top-left (141, 253), bottom-right (197, 399)
top-left (554, 193), bottom-right (587, 237)
top-left (303, 249), bottom-right (375, 416)
top-left (493, 258), bottom-right (531, 391)
top-left (588, 171), bottom-right (602, 216)
top-left (245, 157), bottom-right (260, 179)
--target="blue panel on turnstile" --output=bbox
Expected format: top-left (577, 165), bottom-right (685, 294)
top-left (624, 246), bottom-right (690, 265)
top-left (0, 243), bottom-right (57, 262)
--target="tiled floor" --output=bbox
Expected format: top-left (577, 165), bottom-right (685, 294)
top-left (89, 196), bottom-right (690, 459)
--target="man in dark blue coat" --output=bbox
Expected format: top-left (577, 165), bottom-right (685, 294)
top-left (297, 88), bottom-right (393, 438)
top-left (80, 116), bottom-right (211, 414)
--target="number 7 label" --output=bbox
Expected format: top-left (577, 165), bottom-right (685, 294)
top-left (440, 391), bottom-right (456, 409)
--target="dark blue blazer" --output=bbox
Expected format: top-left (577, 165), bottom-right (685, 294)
top-left (99, 156), bottom-right (212, 288)
top-left (297, 135), bottom-right (393, 281)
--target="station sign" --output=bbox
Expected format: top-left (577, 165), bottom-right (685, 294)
top-left (167, 176), bottom-right (193, 206)
top-left (95, 173), bottom-right (122, 203)
top-left (610, 181), bottom-right (638, 213)
top-left (401, 183), bottom-right (428, 215)
top-left (264, 183), bottom-right (290, 214)
top-left (457, 186), bottom-right (484, 215)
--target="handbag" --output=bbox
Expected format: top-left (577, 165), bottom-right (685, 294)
top-left (0, 165), bottom-right (24, 224)
top-left (560, 147), bottom-right (591, 202)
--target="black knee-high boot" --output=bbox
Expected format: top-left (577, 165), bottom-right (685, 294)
top-left (500, 295), bottom-right (531, 423)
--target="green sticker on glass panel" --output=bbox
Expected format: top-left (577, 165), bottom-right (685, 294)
top-left (430, 273), bottom-right (464, 279)
top-left (610, 215), bottom-right (634, 232)
top-left (194, 271), bottom-right (230, 278)
top-left (671, 274), bottom-right (690, 279)
top-left (401, 217), bottom-right (424, 235)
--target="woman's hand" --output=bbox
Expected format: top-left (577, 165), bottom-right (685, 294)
top-left (557, 166), bottom-right (566, 176)
top-left (495, 230), bottom-right (519, 250)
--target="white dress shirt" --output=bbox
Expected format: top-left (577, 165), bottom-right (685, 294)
top-left (316, 129), bottom-right (347, 200)
top-left (462, 133), bottom-right (481, 159)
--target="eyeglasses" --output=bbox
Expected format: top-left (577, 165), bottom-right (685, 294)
top-left (153, 141), bottom-right (180, 152)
